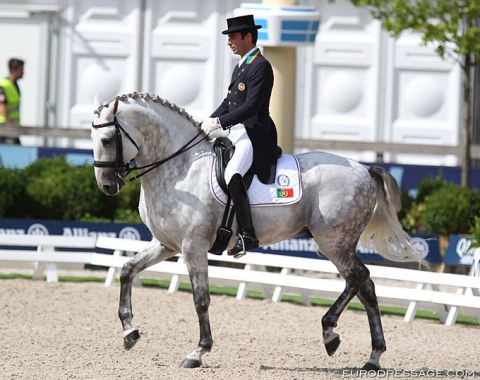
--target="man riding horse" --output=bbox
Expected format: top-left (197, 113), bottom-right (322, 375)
top-left (201, 15), bottom-right (282, 256)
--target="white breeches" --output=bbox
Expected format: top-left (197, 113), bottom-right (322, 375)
top-left (224, 124), bottom-right (253, 185)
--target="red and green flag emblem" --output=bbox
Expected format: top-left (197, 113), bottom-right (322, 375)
top-left (277, 188), bottom-right (294, 198)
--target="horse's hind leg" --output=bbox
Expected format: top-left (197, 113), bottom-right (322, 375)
top-left (118, 239), bottom-right (176, 350)
top-left (321, 255), bottom-right (370, 357)
top-left (356, 278), bottom-right (386, 370)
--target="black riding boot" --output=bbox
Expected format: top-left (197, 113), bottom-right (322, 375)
top-left (227, 173), bottom-right (259, 256)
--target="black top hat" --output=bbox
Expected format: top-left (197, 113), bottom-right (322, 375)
top-left (222, 14), bottom-right (262, 35)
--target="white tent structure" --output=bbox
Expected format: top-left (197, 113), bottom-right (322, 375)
top-left (0, 0), bottom-right (461, 166)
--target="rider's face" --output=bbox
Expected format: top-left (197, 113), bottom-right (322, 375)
top-left (227, 32), bottom-right (252, 57)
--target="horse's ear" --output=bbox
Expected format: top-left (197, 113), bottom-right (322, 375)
top-left (112, 96), bottom-right (119, 115)
top-left (93, 93), bottom-right (102, 113)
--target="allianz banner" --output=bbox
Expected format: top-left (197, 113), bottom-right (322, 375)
top-left (0, 219), bottom-right (441, 264)
top-left (0, 218), bottom-right (152, 242)
top-left (255, 234), bottom-right (442, 264)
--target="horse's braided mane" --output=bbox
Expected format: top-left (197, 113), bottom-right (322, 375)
top-left (117, 92), bottom-right (201, 128)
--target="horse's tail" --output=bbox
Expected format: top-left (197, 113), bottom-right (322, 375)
top-left (359, 166), bottom-right (424, 265)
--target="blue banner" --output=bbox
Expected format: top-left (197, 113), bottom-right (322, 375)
top-left (0, 219), bottom-right (151, 242)
top-left (0, 219), bottom-right (442, 264)
top-left (373, 163), bottom-right (480, 196)
top-left (255, 234), bottom-right (442, 264)
top-left (444, 234), bottom-right (476, 266)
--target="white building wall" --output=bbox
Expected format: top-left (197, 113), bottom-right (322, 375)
top-left (297, 0), bottom-right (382, 162)
top-left (0, 0), bottom-right (462, 165)
top-left (60, 0), bottom-right (142, 131)
top-left (297, 0), bottom-right (461, 164)
top-left (143, 0), bottom-right (235, 120)
top-left (383, 32), bottom-right (460, 165)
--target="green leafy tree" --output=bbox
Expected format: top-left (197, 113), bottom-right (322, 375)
top-left (0, 157), bottom-right (142, 222)
top-left (115, 179), bottom-right (142, 223)
top-left (349, 0), bottom-right (480, 187)
top-left (414, 174), bottom-right (448, 203)
top-left (422, 183), bottom-right (480, 235)
top-left (471, 216), bottom-right (480, 248)
top-left (0, 167), bottom-right (30, 217)
top-left (399, 174), bottom-right (480, 236)
top-left (400, 174), bottom-right (449, 233)
top-left (23, 156), bottom-right (118, 221)
top-left (23, 156), bottom-right (72, 218)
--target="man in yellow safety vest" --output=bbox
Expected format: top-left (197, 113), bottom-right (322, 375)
top-left (0, 58), bottom-right (24, 144)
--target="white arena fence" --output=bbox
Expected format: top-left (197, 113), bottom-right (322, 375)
top-left (0, 234), bottom-right (479, 327)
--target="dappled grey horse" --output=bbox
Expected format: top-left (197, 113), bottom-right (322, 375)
top-left (91, 93), bottom-right (421, 370)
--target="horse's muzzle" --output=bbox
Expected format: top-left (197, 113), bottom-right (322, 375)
top-left (99, 178), bottom-right (123, 196)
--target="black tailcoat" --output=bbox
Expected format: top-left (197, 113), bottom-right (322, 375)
top-left (211, 50), bottom-right (282, 184)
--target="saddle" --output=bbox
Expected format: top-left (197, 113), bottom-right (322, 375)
top-left (213, 137), bottom-right (253, 193)
top-left (209, 137), bottom-right (253, 255)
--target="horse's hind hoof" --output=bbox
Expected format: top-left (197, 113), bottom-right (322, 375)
top-left (361, 362), bottom-right (381, 371)
top-left (179, 358), bottom-right (201, 368)
top-left (123, 328), bottom-right (140, 350)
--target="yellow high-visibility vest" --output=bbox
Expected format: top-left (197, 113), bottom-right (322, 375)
top-left (0, 78), bottom-right (20, 125)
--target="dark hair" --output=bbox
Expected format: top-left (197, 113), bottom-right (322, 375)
top-left (8, 58), bottom-right (24, 71)
top-left (240, 29), bottom-right (258, 45)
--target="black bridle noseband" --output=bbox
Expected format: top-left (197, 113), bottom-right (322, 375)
top-left (92, 115), bottom-right (140, 182)
top-left (92, 98), bottom-right (208, 184)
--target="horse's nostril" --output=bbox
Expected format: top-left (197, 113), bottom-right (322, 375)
top-left (101, 181), bottom-right (118, 195)
top-left (102, 183), bottom-right (116, 195)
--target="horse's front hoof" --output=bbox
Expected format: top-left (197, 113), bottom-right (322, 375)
top-left (361, 362), bottom-right (381, 371)
top-left (123, 328), bottom-right (140, 350)
top-left (325, 335), bottom-right (341, 356)
top-left (179, 358), bottom-right (202, 368)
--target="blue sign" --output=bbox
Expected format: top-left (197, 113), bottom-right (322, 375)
top-left (0, 219), bottom-right (442, 264)
top-left (372, 163), bottom-right (480, 195)
top-left (0, 145), bottom-right (37, 168)
top-left (0, 145), bottom-right (94, 169)
top-left (444, 234), bottom-right (476, 266)
top-left (254, 237), bottom-right (319, 259)
top-left (239, 4), bottom-right (321, 47)
top-left (255, 234), bottom-right (442, 264)
top-left (0, 218), bottom-right (152, 244)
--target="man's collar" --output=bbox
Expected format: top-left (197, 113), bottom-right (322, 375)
top-left (238, 46), bottom-right (259, 67)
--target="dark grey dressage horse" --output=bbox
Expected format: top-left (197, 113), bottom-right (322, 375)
top-left (91, 92), bottom-right (422, 370)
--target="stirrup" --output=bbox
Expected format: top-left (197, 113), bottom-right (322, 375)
top-left (231, 234), bottom-right (247, 259)
top-left (227, 234), bottom-right (258, 258)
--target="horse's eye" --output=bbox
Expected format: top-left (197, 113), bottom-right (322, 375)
top-left (101, 137), bottom-right (112, 146)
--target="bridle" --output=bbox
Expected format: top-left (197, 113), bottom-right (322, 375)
top-left (92, 97), bottom-right (208, 184)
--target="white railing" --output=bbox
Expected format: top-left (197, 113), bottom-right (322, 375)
top-left (0, 234), bottom-right (96, 282)
top-left (1, 235), bottom-right (479, 327)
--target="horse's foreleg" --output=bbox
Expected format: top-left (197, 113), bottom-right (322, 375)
top-left (118, 239), bottom-right (175, 350)
top-left (356, 278), bottom-right (386, 371)
top-left (180, 253), bottom-right (212, 368)
top-left (321, 256), bottom-right (370, 357)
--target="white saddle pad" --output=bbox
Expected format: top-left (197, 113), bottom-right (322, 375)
top-left (210, 154), bottom-right (302, 207)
